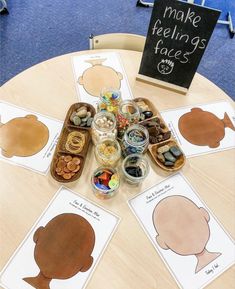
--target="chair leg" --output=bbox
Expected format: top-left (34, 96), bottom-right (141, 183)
top-left (89, 34), bottom-right (94, 50)
top-left (0, 7), bottom-right (9, 14)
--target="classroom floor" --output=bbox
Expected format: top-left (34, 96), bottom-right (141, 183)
top-left (0, 0), bottom-right (234, 100)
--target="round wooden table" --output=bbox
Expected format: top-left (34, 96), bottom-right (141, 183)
top-left (0, 50), bottom-right (234, 289)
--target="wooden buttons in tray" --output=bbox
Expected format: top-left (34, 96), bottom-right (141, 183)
top-left (134, 97), bottom-right (186, 172)
top-left (50, 102), bottom-right (95, 182)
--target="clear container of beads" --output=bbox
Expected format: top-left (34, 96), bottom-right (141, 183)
top-left (97, 88), bottom-right (121, 115)
top-left (121, 124), bottom-right (149, 157)
top-left (117, 100), bottom-right (140, 138)
top-left (91, 111), bottom-right (117, 145)
top-left (91, 166), bottom-right (120, 199)
top-left (95, 138), bottom-right (121, 166)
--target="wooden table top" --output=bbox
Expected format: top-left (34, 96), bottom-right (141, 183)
top-left (0, 49), bottom-right (234, 289)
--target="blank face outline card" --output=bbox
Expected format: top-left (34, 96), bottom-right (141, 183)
top-left (0, 102), bottom-right (63, 174)
top-left (160, 101), bottom-right (235, 157)
top-left (72, 52), bottom-right (133, 107)
top-left (128, 174), bottom-right (235, 289)
top-left (0, 187), bottom-right (120, 289)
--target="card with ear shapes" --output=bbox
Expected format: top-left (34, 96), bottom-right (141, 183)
top-left (160, 101), bottom-right (235, 157)
top-left (128, 173), bottom-right (235, 289)
top-left (72, 52), bottom-right (133, 107)
top-left (0, 187), bottom-right (120, 289)
top-left (0, 102), bottom-right (63, 174)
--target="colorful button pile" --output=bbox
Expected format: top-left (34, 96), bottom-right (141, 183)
top-left (92, 168), bottom-right (120, 199)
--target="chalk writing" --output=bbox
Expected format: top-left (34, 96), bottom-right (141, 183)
top-left (139, 0), bottom-right (220, 88)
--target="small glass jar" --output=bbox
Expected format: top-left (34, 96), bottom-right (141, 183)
top-left (122, 154), bottom-right (150, 185)
top-left (95, 138), bottom-right (121, 166)
top-left (91, 166), bottom-right (120, 199)
top-left (117, 100), bottom-right (140, 138)
top-left (91, 111), bottom-right (117, 145)
top-left (97, 88), bottom-right (121, 115)
top-left (121, 124), bottom-right (149, 157)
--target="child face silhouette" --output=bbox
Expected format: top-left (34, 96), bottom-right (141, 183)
top-left (78, 59), bottom-right (123, 97)
top-left (153, 196), bottom-right (210, 256)
top-left (23, 213), bottom-right (95, 289)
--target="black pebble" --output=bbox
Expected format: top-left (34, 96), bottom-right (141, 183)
top-left (125, 166), bottom-right (143, 177)
top-left (143, 111), bottom-right (153, 119)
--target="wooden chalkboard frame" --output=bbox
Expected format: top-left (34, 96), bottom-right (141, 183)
top-left (137, 0), bottom-right (221, 94)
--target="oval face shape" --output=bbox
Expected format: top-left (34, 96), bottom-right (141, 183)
top-left (0, 115), bottom-right (49, 157)
top-left (153, 196), bottom-right (210, 256)
top-left (81, 66), bottom-right (122, 97)
top-left (178, 108), bottom-right (224, 148)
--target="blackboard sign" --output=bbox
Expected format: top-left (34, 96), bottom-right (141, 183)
top-left (137, 0), bottom-right (220, 93)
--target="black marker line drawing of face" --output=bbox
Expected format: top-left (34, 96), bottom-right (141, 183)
top-left (157, 59), bottom-right (174, 75)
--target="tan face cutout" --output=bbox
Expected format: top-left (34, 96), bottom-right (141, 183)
top-left (23, 213), bottom-right (95, 289)
top-left (153, 196), bottom-right (221, 273)
top-left (0, 114), bottom-right (49, 158)
top-left (178, 108), bottom-right (235, 148)
top-left (78, 58), bottom-right (123, 97)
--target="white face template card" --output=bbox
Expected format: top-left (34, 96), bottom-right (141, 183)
top-left (128, 173), bottom-right (235, 289)
top-left (0, 187), bottom-right (120, 289)
top-left (160, 101), bottom-right (235, 157)
top-left (0, 102), bottom-right (63, 174)
top-left (72, 52), bottom-right (133, 107)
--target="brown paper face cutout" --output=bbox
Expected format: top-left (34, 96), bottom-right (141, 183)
top-left (23, 213), bottom-right (95, 289)
top-left (78, 58), bottom-right (123, 97)
top-left (178, 108), bottom-right (235, 148)
top-left (153, 196), bottom-right (221, 273)
top-left (0, 114), bottom-right (49, 158)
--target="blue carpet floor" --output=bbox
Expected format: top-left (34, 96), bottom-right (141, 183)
top-left (0, 0), bottom-right (234, 100)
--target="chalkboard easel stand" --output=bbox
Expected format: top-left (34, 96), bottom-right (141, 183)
top-left (136, 74), bottom-right (188, 95)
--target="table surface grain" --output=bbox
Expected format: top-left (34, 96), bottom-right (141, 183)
top-left (0, 49), bottom-right (234, 289)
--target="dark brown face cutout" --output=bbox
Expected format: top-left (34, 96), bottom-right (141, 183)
top-left (178, 108), bottom-right (235, 148)
top-left (78, 58), bottom-right (123, 97)
top-left (0, 115), bottom-right (49, 158)
top-left (23, 213), bottom-right (95, 289)
top-left (153, 196), bottom-right (221, 273)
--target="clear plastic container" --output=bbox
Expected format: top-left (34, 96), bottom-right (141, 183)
top-left (95, 138), bottom-right (121, 166)
top-left (121, 124), bottom-right (149, 157)
top-left (122, 154), bottom-right (150, 185)
top-left (91, 111), bottom-right (117, 145)
top-left (91, 166), bottom-right (120, 199)
top-left (117, 100), bottom-right (140, 138)
top-left (97, 88), bottom-right (121, 115)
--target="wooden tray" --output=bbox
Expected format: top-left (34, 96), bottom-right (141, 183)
top-left (133, 97), bottom-right (185, 171)
top-left (149, 139), bottom-right (186, 172)
top-left (50, 102), bottom-right (95, 183)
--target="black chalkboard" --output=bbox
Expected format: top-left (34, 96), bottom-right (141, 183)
top-left (138, 0), bottom-right (220, 90)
